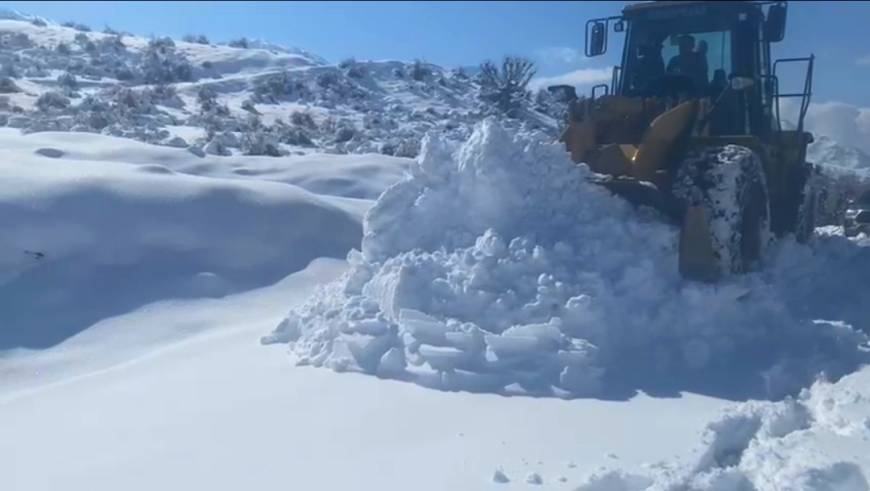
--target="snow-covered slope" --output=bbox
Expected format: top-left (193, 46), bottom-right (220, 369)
top-left (0, 15), bottom-right (555, 160)
top-left (0, 128), bottom-right (408, 351)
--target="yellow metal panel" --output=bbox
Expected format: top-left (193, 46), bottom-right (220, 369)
top-left (633, 100), bottom-right (698, 182)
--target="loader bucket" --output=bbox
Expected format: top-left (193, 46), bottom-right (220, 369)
top-left (679, 205), bottom-right (720, 282)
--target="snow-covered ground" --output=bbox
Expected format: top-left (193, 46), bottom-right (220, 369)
top-left (1, 259), bottom-right (732, 491)
top-left (3, 9), bottom-right (870, 491)
top-left (3, 117), bottom-right (870, 491)
top-left (0, 125), bottom-right (727, 491)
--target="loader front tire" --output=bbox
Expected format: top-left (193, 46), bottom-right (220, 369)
top-left (674, 145), bottom-right (771, 280)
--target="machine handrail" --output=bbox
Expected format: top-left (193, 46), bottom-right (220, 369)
top-left (611, 65), bottom-right (622, 94)
top-left (772, 54), bottom-right (814, 133)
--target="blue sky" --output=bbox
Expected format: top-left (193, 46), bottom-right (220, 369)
top-left (1, 1), bottom-right (869, 105)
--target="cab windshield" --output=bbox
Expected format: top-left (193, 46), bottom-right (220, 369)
top-left (624, 28), bottom-right (733, 98)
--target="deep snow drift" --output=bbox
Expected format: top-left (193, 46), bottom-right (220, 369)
top-left (0, 128), bottom-right (411, 351)
top-left (265, 119), bottom-right (870, 400)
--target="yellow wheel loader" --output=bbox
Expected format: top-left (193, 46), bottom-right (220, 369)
top-left (556, 1), bottom-right (819, 281)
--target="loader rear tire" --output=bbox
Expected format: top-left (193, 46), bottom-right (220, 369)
top-left (674, 145), bottom-right (771, 279)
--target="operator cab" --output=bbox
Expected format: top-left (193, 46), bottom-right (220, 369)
top-left (584, 1), bottom-right (811, 141)
top-left (620, 2), bottom-right (758, 99)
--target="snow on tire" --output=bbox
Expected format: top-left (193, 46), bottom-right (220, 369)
top-left (673, 145), bottom-right (771, 276)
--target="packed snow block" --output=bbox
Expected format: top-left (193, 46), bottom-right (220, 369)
top-left (398, 309), bottom-right (448, 345)
top-left (344, 318), bottom-right (391, 336)
top-left (376, 347), bottom-right (406, 377)
top-left (362, 265), bottom-right (426, 321)
top-left (339, 332), bottom-right (394, 374)
top-left (444, 326), bottom-right (486, 353)
top-left (417, 344), bottom-right (472, 372)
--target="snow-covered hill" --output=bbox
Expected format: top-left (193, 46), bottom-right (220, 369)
top-left (809, 136), bottom-right (870, 173)
top-left (0, 14), bottom-right (556, 160)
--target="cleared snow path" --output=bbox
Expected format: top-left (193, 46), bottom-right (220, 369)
top-left (0, 259), bottom-right (729, 491)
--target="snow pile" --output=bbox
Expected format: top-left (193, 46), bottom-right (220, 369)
top-left (576, 369), bottom-right (870, 490)
top-left (264, 119), bottom-right (868, 398)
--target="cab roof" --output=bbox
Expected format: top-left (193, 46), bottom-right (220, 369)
top-left (622, 1), bottom-right (759, 15)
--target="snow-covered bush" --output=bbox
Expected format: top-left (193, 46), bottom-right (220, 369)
top-left (0, 32), bottom-right (32, 50)
top-left (182, 34), bottom-right (210, 45)
top-left (114, 65), bottom-right (136, 82)
top-left (0, 76), bottom-right (20, 93)
top-left (55, 42), bottom-right (71, 56)
top-left (316, 71), bottom-right (339, 88)
top-left (30, 18), bottom-right (47, 27)
top-left (97, 34), bottom-right (126, 53)
top-left (379, 138), bottom-right (420, 158)
top-left (228, 37), bottom-right (249, 49)
top-left (290, 110), bottom-right (316, 129)
top-left (73, 32), bottom-right (95, 53)
top-left (241, 99), bottom-right (259, 114)
top-left (57, 72), bottom-right (79, 92)
top-left (75, 95), bottom-right (112, 130)
top-left (340, 58), bottom-right (366, 79)
top-left (409, 59), bottom-right (430, 81)
top-left (141, 37), bottom-right (193, 84)
top-left (62, 21), bottom-right (91, 32)
top-left (146, 84), bottom-right (183, 108)
top-left (240, 129), bottom-right (284, 157)
top-left (478, 57), bottom-right (536, 117)
top-left (451, 67), bottom-right (468, 80)
top-left (334, 125), bottom-right (355, 143)
top-left (252, 71), bottom-right (301, 103)
top-left (273, 120), bottom-right (313, 146)
top-left (35, 91), bottom-right (70, 111)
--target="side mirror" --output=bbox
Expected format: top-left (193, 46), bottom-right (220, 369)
top-left (586, 21), bottom-right (607, 57)
top-left (730, 77), bottom-right (755, 91)
top-left (765, 3), bottom-right (787, 42)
